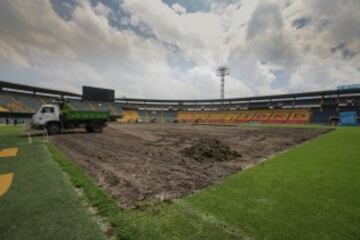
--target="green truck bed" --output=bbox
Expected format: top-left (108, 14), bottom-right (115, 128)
top-left (65, 111), bottom-right (109, 121)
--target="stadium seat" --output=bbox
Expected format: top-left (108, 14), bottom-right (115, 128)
top-left (287, 110), bottom-right (311, 124)
top-left (177, 111), bottom-right (195, 123)
top-left (69, 100), bottom-right (93, 111)
top-left (0, 106), bottom-right (8, 112)
top-left (175, 109), bottom-right (312, 125)
top-left (118, 110), bottom-right (140, 123)
top-left (266, 111), bottom-right (291, 124)
top-left (163, 111), bottom-right (177, 122)
top-left (11, 94), bottom-right (42, 112)
top-left (252, 111), bottom-right (272, 123)
top-left (235, 112), bottom-right (257, 123)
top-left (310, 108), bottom-right (337, 124)
top-left (0, 93), bottom-right (27, 113)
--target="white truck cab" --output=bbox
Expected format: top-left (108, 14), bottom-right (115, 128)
top-left (32, 104), bottom-right (60, 128)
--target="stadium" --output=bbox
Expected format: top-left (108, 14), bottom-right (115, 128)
top-left (1, 0), bottom-right (360, 239)
top-left (1, 80), bottom-right (360, 125)
top-left (1, 79), bottom-right (360, 240)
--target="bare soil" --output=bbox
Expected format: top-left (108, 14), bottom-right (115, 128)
top-left (51, 123), bottom-right (330, 208)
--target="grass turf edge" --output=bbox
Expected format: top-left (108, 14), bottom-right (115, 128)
top-left (45, 142), bottom-right (139, 240)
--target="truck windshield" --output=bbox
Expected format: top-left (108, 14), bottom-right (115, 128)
top-left (41, 107), bottom-right (55, 113)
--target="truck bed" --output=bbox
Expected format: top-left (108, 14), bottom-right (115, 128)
top-left (65, 111), bottom-right (109, 121)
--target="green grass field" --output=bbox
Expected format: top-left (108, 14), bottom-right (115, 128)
top-left (1, 125), bottom-right (359, 240)
top-left (0, 126), bottom-right (106, 240)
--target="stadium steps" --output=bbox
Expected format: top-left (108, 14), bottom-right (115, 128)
top-left (13, 94), bottom-right (42, 112)
top-left (88, 103), bottom-right (96, 111)
top-left (68, 100), bottom-right (92, 111)
top-left (0, 94), bottom-right (27, 113)
top-left (37, 96), bottom-right (47, 105)
top-left (8, 95), bottom-right (34, 112)
top-left (109, 104), bottom-right (119, 115)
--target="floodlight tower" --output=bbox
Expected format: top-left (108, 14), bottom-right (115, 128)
top-left (216, 66), bottom-right (230, 99)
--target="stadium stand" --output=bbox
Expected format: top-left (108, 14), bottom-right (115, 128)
top-left (95, 103), bottom-right (108, 111)
top-left (136, 110), bottom-right (177, 123)
top-left (138, 110), bottom-right (156, 122)
top-left (10, 93), bottom-right (42, 112)
top-left (249, 101), bottom-right (270, 109)
top-left (118, 110), bottom-right (140, 123)
top-left (163, 111), bottom-right (177, 122)
top-left (94, 102), bottom-right (122, 116)
top-left (0, 94), bottom-right (11, 111)
top-left (311, 108), bottom-right (338, 124)
top-left (0, 81), bottom-right (122, 122)
top-left (177, 111), bottom-right (194, 123)
top-left (112, 103), bottom-right (123, 115)
top-left (1, 80), bottom-right (359, 125)
top-left (68, 100), bottom-right (93, 111)
top-left (0, 93), bottom-right (26, 112)
top-left (177, 109), bottom-right (311, 124)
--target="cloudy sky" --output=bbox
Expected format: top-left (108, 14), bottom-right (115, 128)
top-left (0, 0), bottom-right (359, 99)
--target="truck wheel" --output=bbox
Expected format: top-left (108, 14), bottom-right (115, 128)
top-left (47, 123), bottom-right (60, 135)
top-left (85, 125), bottom-right (92, 133)
top-left (86, 122), bottom-right (103, 133)
top-left (91, 122), bottom-right (103, 133)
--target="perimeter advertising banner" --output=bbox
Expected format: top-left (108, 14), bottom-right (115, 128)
top-left (339, 111), bottom-right (358, 126)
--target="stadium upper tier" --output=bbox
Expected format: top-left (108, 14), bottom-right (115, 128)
top-left (0, 93), bottom-right (123, 116)
top-left (116, 88), bottom-right (360, 110)
top-left (0, 80), bottom-right (123, 116)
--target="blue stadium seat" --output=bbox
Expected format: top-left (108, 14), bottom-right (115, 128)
top-left (311, 108), bottom-right (338, 123)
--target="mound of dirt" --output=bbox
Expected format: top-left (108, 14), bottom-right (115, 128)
top-left (181, 138), bottom-right (241, 162)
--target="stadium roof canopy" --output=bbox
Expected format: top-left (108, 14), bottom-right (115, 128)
top-left (116, 88), bottom-right (360, 104)
top-left (0, 80), bottom-right (81, 97)
top-left (1, 79), bottom-right (360, 104)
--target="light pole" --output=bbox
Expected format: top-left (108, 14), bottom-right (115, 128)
top-left (216, 66), bottom-right (230, 99)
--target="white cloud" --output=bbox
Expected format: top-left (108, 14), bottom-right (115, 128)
top-left (171, 3), bottom-right (186, 15)
top-left (0, 0), bottom-right (359, 99)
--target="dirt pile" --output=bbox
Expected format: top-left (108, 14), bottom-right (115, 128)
top-left (181, 138), bottom-right (241, 162)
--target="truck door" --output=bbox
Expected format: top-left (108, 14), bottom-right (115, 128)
top-left (40, 106), bottom-right (58, 124)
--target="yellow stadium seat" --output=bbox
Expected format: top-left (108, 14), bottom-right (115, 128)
top-left (118, 110), bottom-right (141, 123)
top-left (287, 110), bottom-right (311, 124)
top-left (0, 106), bottom-right (8, 112)
top-left (177, 112), bottom-right (195, 123)
top-left (176, 109), bottom-right (311, 125)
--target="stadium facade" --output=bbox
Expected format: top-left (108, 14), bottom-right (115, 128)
top-left (1, 80), bottom-right (359, 125)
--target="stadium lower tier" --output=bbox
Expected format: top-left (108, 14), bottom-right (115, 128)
top-left (177, 109), bottom-right (311, 124)
top-left (118, 110), bottom-right (141, 123)
top-left (118, 108), bottom-right (360, 125)
top-left (2, 89), bottom-right (359, 125)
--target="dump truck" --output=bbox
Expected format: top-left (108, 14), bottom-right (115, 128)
top-left (31, 101), bottom-right (109, 135)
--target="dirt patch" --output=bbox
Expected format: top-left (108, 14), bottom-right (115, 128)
top-left (181, 138), bottom-right (241, 162)
top-left (51, 123), bottom-right (330, 208)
